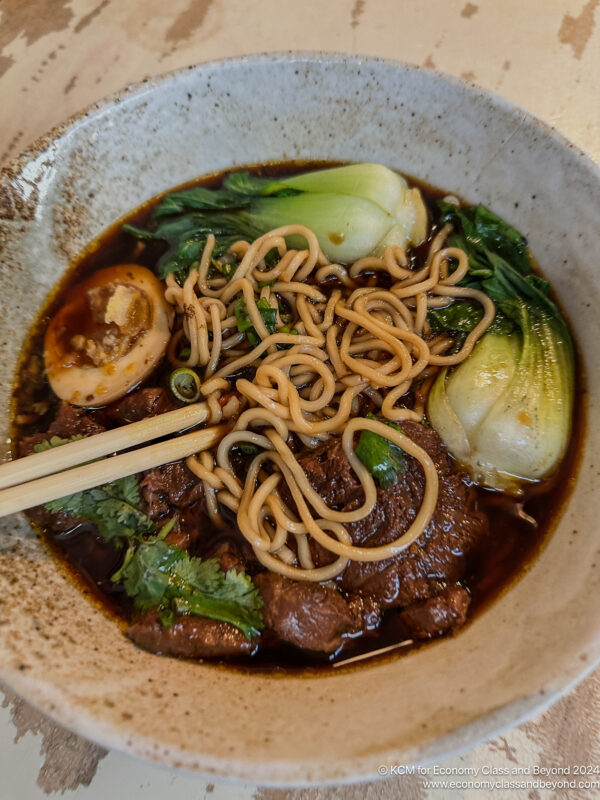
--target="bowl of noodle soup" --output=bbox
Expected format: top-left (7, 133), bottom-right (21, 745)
top-left (0, 53), bottom-right (599, 784)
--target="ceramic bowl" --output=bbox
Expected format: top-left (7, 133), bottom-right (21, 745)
top-left (0, 53), bottom-right (598, 785)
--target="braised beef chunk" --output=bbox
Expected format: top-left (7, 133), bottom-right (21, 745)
top-left (140, 463), bottom-right (204, 520)
top-left (255, 572), bottom-right (379, 653)
top-left (22, 389), bottom-right (177, 456)
top-left (159, 500), bottom-right (207, 552)
top-left (25, 503), bottom-right (83, 533)
top-left (298, 422), bottom-right (489, 617)
top-left (296, 443), bottom-right (363, 510)
top-left (101, 388), bottom-right (179, 426)
top-left (199, 529), bottom-right (262, 575)
top-left (399, 584), bottom-right (470, 640)
top-left (21, 402), bottom-right (106, 456)
top-left (20, 389), bottom-right (174, 456)
top-left (211, 541), bottom-right (248, 574)
top-left (20, 392), bottom-right (488, 661)
top-left (19, 403), bottom-right (106, 525)
top-left (49, 401), bottom-right (107, 438)
top-left (20, 407), bottom-right (101, 460)
top-left (19, 432), bottom-right (54, 457)
top-left (127, 611), bottom-right (259, 658)
top-left (347, 593), bottom-right (381, 632)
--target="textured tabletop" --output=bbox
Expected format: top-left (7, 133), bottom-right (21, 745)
top-left (1, 1), bottom-right (599, 798)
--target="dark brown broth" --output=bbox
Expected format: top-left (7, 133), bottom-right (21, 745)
top-left (10, 162), bottom-right (586, 673)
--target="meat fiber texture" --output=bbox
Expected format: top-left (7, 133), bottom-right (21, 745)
top-left (21, 389), bottom-right (488, 656)
top-left (297, 421), bottom-right (489, 638)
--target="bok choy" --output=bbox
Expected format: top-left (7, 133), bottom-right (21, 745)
top-left (123, 163), bottom-right (427, 279)
top-left (427, 202), bottom-right (574, 493)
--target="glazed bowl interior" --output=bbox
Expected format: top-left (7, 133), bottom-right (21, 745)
top-left (0, 54), bottom-right (599, 785)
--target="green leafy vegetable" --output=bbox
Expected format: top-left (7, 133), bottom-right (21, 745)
top-left (275, 324), bottom-right (299, 350)
top-left (33, 434), bottom-right (84, 452)
top-left (223, 171), bottom-right (291, 197)
top-left (152, 186), bottom-right (252, 218)
top-left (235, 296), bottom-right (277, 346)
top-left (123, 163), bottom-right (428, 281)
top-left (122, 213), bottom-right (262, 282)
top-left (355, 413), bottom-right (406, 490)
top-left (437, 201), bottom-right (561, 319)
top-left (428, 300), bottom-right (514, 342)
top-left (442, 202), bottom-right (531, 277)
top-left (428, 203), bottom-right (574, 492)
top-left (39, 438), bottom-right (263, 637)
top-left (237, 443), bottom-right (260, 455)
top-left (428, 299), bottom-right (484, 334)
top-left (120, 540), bottom-right (263, 637)
top-left (45, 473), bottom-right (155, 542)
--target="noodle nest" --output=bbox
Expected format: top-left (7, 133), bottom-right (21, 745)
top-left (163, 223), bottom-right (494, 581)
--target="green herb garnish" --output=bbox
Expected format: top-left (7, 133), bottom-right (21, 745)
top-left (169, 367), bottom-right (201, 403)
top-left (45, 472), bottom-right (155, 542)
top-left (237, 443), bottom-right (260, 455)
top-left (39, 437), bottom-right (263, 637)
top-left (121, 540), bottom-right (263, 637)
top-left (235, 296), bottom-right (277, 346)
top-left (33, 434), bottom-right (85, 452)
top-left (355, 413), bottom-right (406, 490)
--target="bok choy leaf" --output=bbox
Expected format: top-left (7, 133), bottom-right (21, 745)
top-left (123, 163), bottom-right (428, 279)
top-left (427, 203), bottom-right (574, 493)
top-left (355, 413), bottom-right (406, 489)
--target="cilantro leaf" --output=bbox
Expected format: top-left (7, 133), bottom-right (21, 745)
top-left (38, 434), bottom-right (263, 638)
top-left (33, 434), bottom-right (85, 452)
top-left (45, 475), bottom-right (155, 542)
top-left (121, 541), bottom-right (264, 639)
top-left (122, 540), bottom-right (184, 613)
top-left (355, 413), bottom-right (406, 490)
top-left (39, 434), bottom-right (155, 541)
top-left (173, 554), bottom-right (223, 593)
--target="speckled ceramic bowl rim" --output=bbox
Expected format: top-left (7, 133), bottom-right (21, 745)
top-left (0, 52), bottom-right (599, 785)
top-left (5, 51), bottom-right (598, 181)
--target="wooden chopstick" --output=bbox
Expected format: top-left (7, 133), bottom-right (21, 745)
top-left (0, 402), bottom-right (209, 491)
top-left (0, 423), bottom-right (227, 517)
